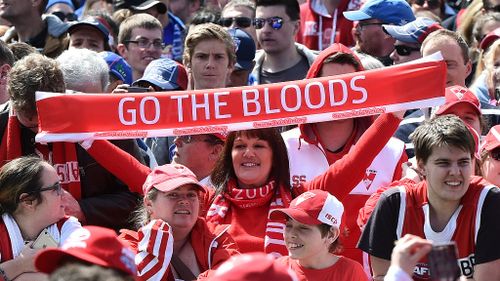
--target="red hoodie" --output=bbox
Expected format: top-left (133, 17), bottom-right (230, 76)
top-left (285, 43), bottom-right (407, 269)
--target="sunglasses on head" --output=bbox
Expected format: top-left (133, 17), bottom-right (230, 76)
top-left (413, 0), bottom-right (440, 9)
top-left (219, 17), bottom-right (253, 28)
top-left (490, 149), bottom-right (500, 161)
top-left (253, 17), bottom-right (284, 30)
top-left (394, 45), bottom-right (421, 56)
top-left (52, 11), bottom-right (78, 22)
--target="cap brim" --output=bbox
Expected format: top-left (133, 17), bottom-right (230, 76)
top-left (131, 1), bottom-right (167, 14)
top-left (36, 248), bottom-right (110, 274)
top-left (133, 78), bottom-right (179, 90)
top-left (382, 25), bottom-right (418, 43)
top-left (269, 208), bottom-right (321, 225)
top-left (235, 60), bottom-right (253, 71)
top-left (435, 101), bottom-right (481, 116)
top-left (483, 141), bottom-right (500, 151)
top-left (343, 10), bottom-right (372, 22)
top-left (154, 177), bottom-right (206, 193)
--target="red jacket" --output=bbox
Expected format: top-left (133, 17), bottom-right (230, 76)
top-left (119, 218), bottom-right (239, 280)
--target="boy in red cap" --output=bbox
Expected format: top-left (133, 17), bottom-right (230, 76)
top-left (270, 190), bottom-right (368, 281)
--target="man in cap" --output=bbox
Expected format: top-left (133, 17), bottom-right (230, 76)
top-left (227, 28), bottom-right (256, 87)
top-left (68, 17), bottom-right (113, 52)
top-left (133, 57), bottom-right (188, 91)
top-left (100, 51), bottom-right (133, 92)
top-left (382, 17), bottom-right (442, 64)
top-left (343, 0), bottom-right (416, 66)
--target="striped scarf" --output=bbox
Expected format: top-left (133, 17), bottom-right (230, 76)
top-left (206, 179), bottom-right (292, 257)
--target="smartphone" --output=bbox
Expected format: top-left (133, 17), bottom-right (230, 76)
top-left (428, 241), bottom-right (461, 281)
top-left (128, 86), bottom-right (150, 93)
top-left (31, 229), bottom-right (58, 249)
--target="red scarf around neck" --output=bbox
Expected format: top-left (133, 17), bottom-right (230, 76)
top-left (206, 179), bottom-right (292, 257)
top-left (0, 108), bottom-right (82, 199)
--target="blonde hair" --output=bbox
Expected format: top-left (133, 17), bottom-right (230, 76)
top-left (182, 23), bottom-right (236, 68)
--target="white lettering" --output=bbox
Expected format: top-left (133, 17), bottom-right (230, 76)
top-left (242, 89), bottom-right (260, 116)
top-left (281, 84), bottom-right (301, 112)
top-left (213, 91), bottom-right (231, 119)
top-left (191, 93), bottom-right (210, 121)
top-left (118, 97), bottom-right (136, 125)
top-left (139, 97), bottom-right (160, 125)
top-left (328, 79), bottom-right (348, 106)
top-left (351, 75), bottom-right (368, 104)
top-left (171, 94), bottom-right (189, 122)
top-left (304, 81), bottom-right (326, 109)
top-left (264, 87), bottom-right (280, 114)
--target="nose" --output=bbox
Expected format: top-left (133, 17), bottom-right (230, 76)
top-left (390, 50), bottom-right (398, 63)
top-left (243, 147), bottom-right (255, 157)
top-left (449, 163), bottom-right (461, 175)
top-left (205, 55), bottom-right (215, 69)
top-left (230, 22), bottom-right (238, 29)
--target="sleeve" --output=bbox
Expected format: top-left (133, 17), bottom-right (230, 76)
top-left (383, 266), bottom-right (413, 281)
top-left (391, 150), bottom-right (408, 181)
top-left (59, 216), bottom-right (83, 245)
top-left (303, 113), bottom-right (402, 201)
top-left (198, 228), bottom-right (240, 280)
top-left (475, 187), bottom-right (500, 264)
top-left (77, 140), bottom-right (143, 230)
top-left (136, 219), bottom-right (174, 281)
top-left (357, 188), bottom-right (401, 260)
top-left (81, 139), bottom-right (151, 194)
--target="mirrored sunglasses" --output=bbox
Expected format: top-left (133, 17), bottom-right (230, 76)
top-left (253, 17), bottom-right (284, 30)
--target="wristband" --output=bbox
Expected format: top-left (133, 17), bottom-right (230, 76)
top-left (0, 266), bottom-right (10, 281)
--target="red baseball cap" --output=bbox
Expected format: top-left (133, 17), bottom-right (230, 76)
top-left (209, 253), bottom-right (298, 281)
top-left (35, 226), bottom-right (136, 276)
top-left (270, 190), bottom-right (344, 227)
top-left (482, 125), bottom-right (500, 151)
top-left (143, 164), bottom-right (205, 194)
top-left (480, 27), bottom-right (500, 51)
top-left (435, 86), bottom-right (481, 117)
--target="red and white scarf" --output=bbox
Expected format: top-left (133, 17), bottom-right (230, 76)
top-left (0, 108), bottom-right (82, 199)
top-left (206, 179), bottom-right (292, 257)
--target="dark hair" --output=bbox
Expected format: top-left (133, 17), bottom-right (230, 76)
top-left (472, 12), bottom-right (500, 44)
top-left (321, 52), bottom-right (363, 73)
top-left (0, 157), bottom-right (47, 214)
top-left (318, 223), bottom-right (343, 253)
top-left (210, 128), bottom-right (291, 198)
top-left (0, 40), bottom-right (14, 66)
top-left (255, 0), bottom-right (300, 21)
top-left (8, 42), bottom-right (37, 62)
top-left (422, 29), bottom-right (470, 64)
top-left (410, 115), bottom-right (475, 164)
top-left (189, 6), bottom-right (221, 26)
top-left (8, 54), bottom-right (65, 119)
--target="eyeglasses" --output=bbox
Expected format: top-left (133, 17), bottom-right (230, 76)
top-left (253, 17), bottom-right (285, 30)
top-left (394, 45), bottom-right (421, 56)
top-left (220, 17), bottom-right (253, 28)
top-left (52, 11), bottom-right (78, 22)
top-left (126, 38), bottom-right (165, 49)
top-left (490, 149), bottom-right (500, 161)
top-left (38, 182), bottom-right (63, 196)
top-left (413, 0), bottom-right (440, 9)
top-left (355, 22), bottom-right (384, 31)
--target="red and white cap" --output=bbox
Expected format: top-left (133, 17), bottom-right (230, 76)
top-left (143, 164), bottom-right (206, 194)
top-left (209, 253), bottom-right (299, 281)
top-left (35, 226), bottom-right (136, 276)
top-left (482, 125), bottom-right (500, 152)
top-left (270, 190), bottom-right (344, 227)
top-left (435, 86), bottom-right (481, 116)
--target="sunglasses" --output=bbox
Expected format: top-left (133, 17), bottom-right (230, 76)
top-left (253, 17), bottom-right (285, 30)
top-left (52, 11), bottom-right (78, 22)
top-left (219, 17), bottom-right (253, 28)
top-left (356, 22), bottom-right (384, 31)
top-left (394, 45), bottom-right (421, 56)
top-left (413, 0), bottom-right (440, 9)
top-left (490, 149), bottom-right (500, 161)
top-left (177, 135), bottom-right (222, 145)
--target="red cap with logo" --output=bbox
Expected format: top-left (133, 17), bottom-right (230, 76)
top-left (209, 253), bottom-right (298, 281)
top-left (482, 125), bottom-right (500, 151)
top-left (435, 86), bottom-right (481, 116)
top-left (35, 226), bottom-right (136, 276)
top-left (143, 164), bottom-right (206, 194)
top-left (270, 190), bottom-right (344, 227)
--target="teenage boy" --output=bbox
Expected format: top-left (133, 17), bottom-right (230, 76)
top-left (271, 190), bottom-right (368, 281)
top-left (358, 115), bottom-right (500, 281)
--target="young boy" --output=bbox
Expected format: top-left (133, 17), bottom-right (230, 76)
top-left (270, 190), bottom-right (368, 281)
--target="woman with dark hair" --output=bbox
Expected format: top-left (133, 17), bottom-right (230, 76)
top-left (0, 156), bottom-right (82, 281)
top-left (202, 111), bottom-right (404, 256)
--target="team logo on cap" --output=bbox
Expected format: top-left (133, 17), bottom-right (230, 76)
top-left (233, 37), bottom-right (241, 52)
top-left (363, 169), bottom-right (377, 190)
top-left (450, 86), bottom-right (467, 99)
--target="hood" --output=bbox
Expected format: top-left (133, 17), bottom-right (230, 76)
top-left (300, 43), bottom-right (366, 144)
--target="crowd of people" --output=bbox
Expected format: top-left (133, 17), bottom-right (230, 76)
top-left (0, 0), bottom-right (498, 280)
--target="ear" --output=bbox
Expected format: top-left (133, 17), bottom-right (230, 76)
top-left (329, 227), bottom-right (340, 242)
top-left (209, 143), bottom-right (224, 161)
top-left (144, 196), bottom-right (154, 215)
top-left (18, 193), bottom-right (36, 209)
top-left (0, 64), bottom-right (10, 84)
top-left (417, 158), bottom-right (426, 175)
top-left (292, 20), bottom-right (300, 36)
top-left (116, 43), bottom-right (128, 58)
top-left (465, 59), bottom-right (473, 78)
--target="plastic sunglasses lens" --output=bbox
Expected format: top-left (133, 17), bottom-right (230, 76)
top-left (254, 18), bottom-right (264, 29)
top-left (235, 17), bottom-right (252, 28)
top-left (220, 18), bottom-right (233, 27)
top-left (395, 46), bottom-right (411, 56)
top-left (271, 18), bottom-right (283, 29)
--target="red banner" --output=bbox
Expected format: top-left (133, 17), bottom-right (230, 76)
top-left (35, 54), bottom-right (446, 143)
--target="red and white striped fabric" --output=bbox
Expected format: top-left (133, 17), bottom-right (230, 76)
top-left (135, 219), bottom-right (174, 281)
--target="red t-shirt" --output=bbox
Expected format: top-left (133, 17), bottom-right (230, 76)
top-left (276, 256), bottom-right (369, 281)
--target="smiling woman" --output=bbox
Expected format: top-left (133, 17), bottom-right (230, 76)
top-left (0, 156), bottom-right (82, 280)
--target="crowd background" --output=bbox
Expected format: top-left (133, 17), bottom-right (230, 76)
top-left (0, 0), bottom-right (498, 280)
